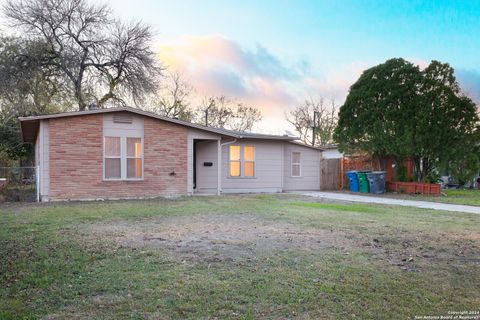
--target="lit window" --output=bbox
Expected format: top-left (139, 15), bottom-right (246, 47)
top-left (229, 146), bottom-right (241, 177)
top-left (244, 146), bottom-right (255, 177)
top-left (127, 138), bottom-right (143, 178)
top-left (104, 137), bottom-right (121, 179)
top-left (229, 145), bottom-right (255, 177)
top-left (104, 136), bottom-right (143, 180)
top-left (292, 152), bottom-right (301, 177)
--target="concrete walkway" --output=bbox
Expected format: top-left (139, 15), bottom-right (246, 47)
top-left (292, 191), bottom-right (480, 214)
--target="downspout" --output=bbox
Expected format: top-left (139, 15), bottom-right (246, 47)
top-left (280, 142), bottom-right (284, 192)
top-left (218, 138), bottom-right (237, 195)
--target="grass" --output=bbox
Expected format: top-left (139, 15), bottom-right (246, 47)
top-left (436, 189), bottom-right (480, 206)
top-left (1, 195), bottom-right (479, 319)
top-left (391, 189), bottom-right (480, 206)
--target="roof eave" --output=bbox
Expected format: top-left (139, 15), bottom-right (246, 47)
top-left (18, 106), bottom-right (241, 140)
top-left (18, 106), bottom-right (299, 142)
top-left (20, 118), bottom-right (40, 143)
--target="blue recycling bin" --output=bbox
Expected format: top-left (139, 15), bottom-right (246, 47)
top-left (347, 171), bottom-right (360, 192)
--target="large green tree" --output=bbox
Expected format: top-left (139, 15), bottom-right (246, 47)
top-left (0, 36), bottom-right (69, 163)
top-left (334, 58), bottom-right (480, 183)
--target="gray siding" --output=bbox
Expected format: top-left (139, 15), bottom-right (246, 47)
top-left (283, 143), bottom-right (321, 191)
top-left (195, 140), bottom-right (218, 193)
top-left (103, 113), bottom-right (144, 137)
top-left (187, 129), bottom-right (220, 194)
top-left (221, 139), bottom-right (283, 193)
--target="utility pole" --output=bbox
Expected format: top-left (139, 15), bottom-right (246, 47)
top-left (312, 111), bottom-right (318, 146)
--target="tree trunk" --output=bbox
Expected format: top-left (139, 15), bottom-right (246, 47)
top-left (373, 152), bottom-right (387, 171)
top-left (75, 80), bottom-right (86, 111)
top-left (413, 156), bottom-right (421, 182)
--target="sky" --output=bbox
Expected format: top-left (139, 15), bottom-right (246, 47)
top-left (37, 1), bottom-right (480, 133)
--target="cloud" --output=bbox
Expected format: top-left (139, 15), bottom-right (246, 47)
top-left (158, 34), bottom-right (300, 107)
top-left (456, 69), bottom-right (480, 105)
top-left (157, 34), bottom-right (362, 133)
top-left (304, 63), bottom-right (368, 103)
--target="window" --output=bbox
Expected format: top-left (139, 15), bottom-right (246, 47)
top-left (229, 145), bottom-right (255, 178)
top-left (127, 138), bottom-right (143, 178)
top-left (104, 137), bottom-right (121, 179)
top-left (104, 136), bottom-right (143, 180)
top-left (292, 152), bottom-right (301, 177)
top-left (229, 145), bottom-right (241, 177)
top-left (244, 146), bottom-right (255, 177)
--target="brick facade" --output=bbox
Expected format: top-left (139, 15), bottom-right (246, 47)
top-left (49, 114), bottom-right (188, 200)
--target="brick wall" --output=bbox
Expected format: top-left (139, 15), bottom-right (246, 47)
top-left (49, 114), bottom-right (188, 200)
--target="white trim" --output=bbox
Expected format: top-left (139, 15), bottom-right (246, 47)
top-left (244, 145), bottom-right (255, 178)
top-left (103, 136), bottom-right (144, 181)
top-left (228, 144), bottom-right (256, 178)
top-left (228, 145), bottom-right (242, 177)
top-left (291, 151), bottom-right (302, 177)
top-left (126, 137), bottom-right (144, 180)
top-left (36, 165), bottom-right (40, 202)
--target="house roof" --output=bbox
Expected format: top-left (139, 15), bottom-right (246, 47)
top-left (19, 106), bottom-right (298, 143)
top-left (287, 141), bottom-right (325, 151)
top-left (319, 144), bottom-right (339, 150)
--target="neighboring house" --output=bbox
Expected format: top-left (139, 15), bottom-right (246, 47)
top-left (20, 107), bottom-right (324, 201)
top-left (321, 144), bottom-right (344, 160)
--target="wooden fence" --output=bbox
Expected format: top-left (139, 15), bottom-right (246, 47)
top-left (387, 181), bottom-right (441, 195)
top-left (320, 158), bottom-right (342, 190)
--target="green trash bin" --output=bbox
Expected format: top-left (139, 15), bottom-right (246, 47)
top-left (357, 171), bottom-right (370, 193)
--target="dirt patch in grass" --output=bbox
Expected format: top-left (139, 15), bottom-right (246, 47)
top-left (360, 226), bottom-right (480, 273)
top-left (76, 213), bottom-right (357, 262)
top-left (73, 211), bottom-right (480, 273)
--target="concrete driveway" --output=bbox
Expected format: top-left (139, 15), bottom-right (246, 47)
top-left (292, 191), bottom-right (480, 214)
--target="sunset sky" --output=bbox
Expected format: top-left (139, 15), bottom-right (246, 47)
top-left (109, 1), bottom-right (479, 133)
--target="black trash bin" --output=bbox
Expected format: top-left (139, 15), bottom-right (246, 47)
top-left (366, 171), bottom-right (387, 194)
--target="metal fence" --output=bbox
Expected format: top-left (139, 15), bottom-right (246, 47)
top-left (0, 166), bottom-right (38, 202)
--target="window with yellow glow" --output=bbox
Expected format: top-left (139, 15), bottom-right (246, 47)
top-left (229, 146), bottom-right (241, 176)
top-left (229, 145), bottom-right (255, 177)
top-left (104, 136), bottom-right (143, 180)
top-left (244, 146), bottom-right (255, 177)
top-left (127, 137), bottom-right (143, 178)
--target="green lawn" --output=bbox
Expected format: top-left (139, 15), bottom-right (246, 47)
top-left (390, 189), bottom-right (480, 206)
top-left (1, 195), bottom-right (479, 319)
top-left (431, 189), bottom-right (480, 206)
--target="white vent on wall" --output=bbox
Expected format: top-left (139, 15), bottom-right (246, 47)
top-left (113, 113), bottom-right (133, 124)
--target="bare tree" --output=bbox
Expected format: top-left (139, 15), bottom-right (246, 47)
top-left (286, 97), bottom-right (338, 146)
top-left (229, 103), bottom-right (262, 132)
top-left (196, 96), bottom-right (262, 131)
top-left (147, 71), bottom-right (194, 121)
top-left (198, 96), bottom-right (233, 128)
top-left (3, 0), bottom-right (162, 110)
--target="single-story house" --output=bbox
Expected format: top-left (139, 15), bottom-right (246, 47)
top-left (20, 107), bottom-right (324, 201)
top-left (320, 144), bottom-right (343, 160)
